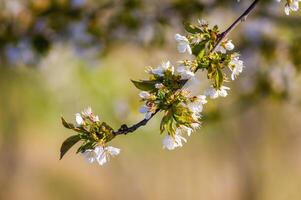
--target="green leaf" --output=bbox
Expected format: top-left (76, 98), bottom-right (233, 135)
top-left (207, 66), bottom-right (215, 79)
top-left (192, 43), bottom-right (205, 57)
top-left (215, 68), bottom-right (224, 88)
top-left (184, 22), bottom-right (202, 34)
top-left (73, 126), bottom-right (90, 134)
top-left (76, 141), bottom-right (95, 154)
top-left (160, 110), bottom-right (172, 133)
top-left (131, 80), bottom-right (157, 91)
top-left (61, 117), bottom-right (89, 134)
top-left (60, 135), bottom-right (81, 160)
top-left (61, 117), bottom-right (75, 129)
top-left (197, 48), bottom-right (206, 60)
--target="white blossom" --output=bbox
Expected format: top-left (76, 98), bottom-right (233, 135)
top-left (82, 146), bottom-right (121, 166)
top-left (198, 19), bottom-right (208, 26)
top-left (96, 146), bottom-right (121, 165)
top-left (188, 100), bottom-right (203, 114)
top-left (176, 65), bottom-right (195, 79)
top-left (155, 83), bottom-right (164, 89)
top-left (151, 61), bottom-right (174, 76)
top-left (75, 113), bottom-right (84, 125)
top-left (285, 0), bottom-right (300, 15)
top-left (225, 40), bottom-right (235, 51)
top-left (229, 55), bottom-right (244, 80)
top-left (191, 123), bottom-right (201, 129)
top-left (204, 86), bottom-right (230, 99)
top-left (77, 107), bottom-right (100, 123)
top-left (162, 134), bottom-right (187, 150)
top-left (176, 125), bottom-right (193, 136)
top-left (139, 91), bottom-right (151, 99)
top-left (277, 0), bottom-right (300, 15)
top-left (82, 148), bottom-right (99, 163)
top-left (82, 107), bottom-right (92, 116)
top-left (216, 45), bottom-right (227, 54)
top-left (216, 40), bottom-right (235, 54)
top-left (91, 115), bottom-right (100, 122)
top-left (139, 105), bottom-right (153, 119)
top-left (175, 34), bottom-right (192, 55)
top-left (195, 95), bottom-right (208, 104)
top-left (187, 95), bottom-right (207, 114)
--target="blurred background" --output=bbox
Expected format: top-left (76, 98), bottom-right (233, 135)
top-left (0, 0), bottom-right (301, 199)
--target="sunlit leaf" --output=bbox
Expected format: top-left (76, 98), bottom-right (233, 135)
top-left (131, 80), bottom-right (157, 91)
top-left (61, 117), bottom-right (75, 129)
top-left (60, 135), bottom-right (81, 160)
top-left (76, 141), bottom-right (95, 154)
top-left (192, 43), bottom-right (205, 57)
top-left (184, 22), bottom-right (202, 34)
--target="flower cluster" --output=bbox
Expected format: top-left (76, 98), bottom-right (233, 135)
top-left (138, 81), bottom-right (207, 150)
top-left (60, 1), bottom-right (297, 165)
top-left (276, 0), bottom-right (300, 15)
top-left (136, 60), bottom-right (195, 120)
top-left (133, 58), bottom-right (208, 149)
top-left (60, 107), bottom-right (120, 165)
top-left (176, 20), bottom-right (245, 99)
top-left (132, 20), bottom-right (245, 150)
top-left (82, 145), bottom-right (120, 166)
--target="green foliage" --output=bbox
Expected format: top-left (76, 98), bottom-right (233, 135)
top-left (131, 80), bottom-right (157, 91)
top-left (184, 22), bottom-right (203, 34)
top-left (60, 135), bottom-right (81, 160)
top-left (60, 114), bottom-right (115, 160)
top-left (160, 110), bottom-right (174, 134)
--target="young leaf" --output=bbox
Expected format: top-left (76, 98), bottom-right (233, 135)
top-left (131, 80), bottom-right (157, 91)
top-left (192, 43), bottom-right (205, 57)
top-left (160, 110), bottom-right (172, 133)
top-left (184, 22), bottom-right (202, 34)
top-left (215, 68), bottom-right (224, 88)
top-left (76, 141), bottom-right (95, 154)
top-left (60, 135), bottom-right (81, 160)
top-left (61, 117), bottom-right (75, 129)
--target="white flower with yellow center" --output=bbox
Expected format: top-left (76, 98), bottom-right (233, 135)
top-left (155, 83), bottom-right (164, 89)
top-left (96, 146), bottom-right (121, 165)
top-left (176, 125), bottom-right (193, 137)
top-left (187, 95), bottom-right (207, 115)
top-left (277, 0), bottom-right (300, 15)
top-left (82, 146), bottom-right (121, 166)
top-left (205, 86), bottom-right (231, 99)
top-left (139, 91), bottom-right (151, 99)
top-left (229, 55), bottom-right (244, 80)
top-left (162, 134), bottom-right (187, 150)
top-left (75, 113), bottom-right (84, 125)
top-left (216, 40), bottom-right (235, 54)
top-left (176, 65), bottom-right (195, 80)
top-left (82, 148), bottom-right (99, 163)
top-left (151, 61), bottom-right (174, 77)
top-left (175, 34), bottom-right (192, 55)
top-left (81, 107), bottom-right (92, 116)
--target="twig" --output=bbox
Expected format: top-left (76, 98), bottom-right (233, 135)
top-left (212, 0), bottom-right (260, 52)
top-left (113, 0), bottom-right (261, 136)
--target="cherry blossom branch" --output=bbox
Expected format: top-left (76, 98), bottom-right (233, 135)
top-left (212, 0), bottom-right (260, 52)
top-left (113, 0), bottom-right (261, 136)
top-left (113, 110), bottom-right (159, 135)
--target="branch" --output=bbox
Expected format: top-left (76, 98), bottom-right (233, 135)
top-left (114, 110), bottom-right (159, 135)
top-left (113, 0), bottom-right (261, 136)
top-left (212, 0), bottom-right (260, 52)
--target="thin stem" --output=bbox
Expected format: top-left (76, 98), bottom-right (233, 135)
top-left (113, 0), bottom-right (260, 136)
top-left (212, 0), bottom-right (260, 52)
